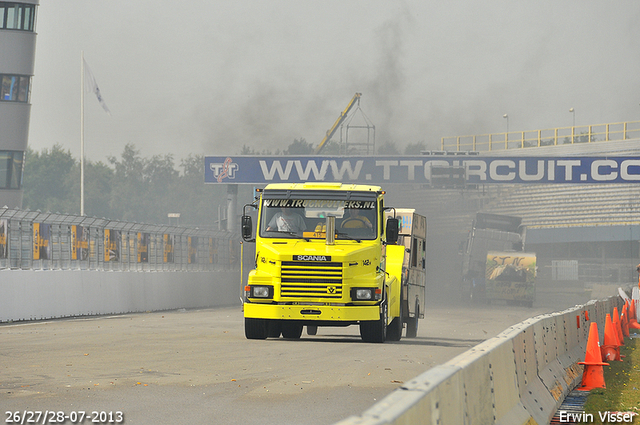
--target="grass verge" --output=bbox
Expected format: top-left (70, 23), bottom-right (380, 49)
top-left (583, 334), bottom-right (640, 424)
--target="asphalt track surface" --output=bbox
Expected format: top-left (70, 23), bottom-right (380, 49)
top-left (1, 289), bottom-right (591, 425)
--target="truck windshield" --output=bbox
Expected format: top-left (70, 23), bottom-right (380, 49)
top-left (259, 198), bottom-right (377, 240)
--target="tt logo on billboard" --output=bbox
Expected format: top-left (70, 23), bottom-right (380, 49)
top-left (210, 157), bottom-right (239, 183)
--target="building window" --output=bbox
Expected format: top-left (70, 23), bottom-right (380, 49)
top-left (0, 150), bottom-right (24, 189)
top-left (0, 74), bottom-right (30, 102)
top-left (0, 3), bottom-right (36, 31)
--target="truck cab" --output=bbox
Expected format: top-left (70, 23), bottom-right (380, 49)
top-left (241, 182), bottom-right (424, 343)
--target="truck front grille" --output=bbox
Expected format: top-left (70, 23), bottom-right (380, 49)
top-left (280, 261), bottom-right (343, 299)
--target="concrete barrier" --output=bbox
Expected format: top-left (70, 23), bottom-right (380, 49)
top-left (335, 291), bottom-right (628, 425)
top-left (0, 269), bottom-right (241, 322)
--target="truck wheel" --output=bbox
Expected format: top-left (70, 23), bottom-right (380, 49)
top-left (306, 325), bottom-right (318, 336)
top-left (281, 322), bottom-right (303, 339)
top-left (245, 318), bottom-right (268, 339)
top-left (405, 303), bottom-right (419, 338)
top-left (360, 301), bottom-right (387, 343)
top-left (386, 301), bottom-right (403, 342)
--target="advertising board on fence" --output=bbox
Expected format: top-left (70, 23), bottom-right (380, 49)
top-left (205, 155), bottom-right (640, 185)
top-left (71, 225), bottom-right (89, 261)
top-left (0, 219), bottom-right (7, 259)
top-left (33, 223), bottom-right (51, 260)
top-left (188, 236), bottom-right (197, 264)
top-left (104, 229), bottom-right (120, 262)
top-left (0, 208), bottom-right (237, 273)
top-left (163, 234), bottom-right (174, 263)
top-left (137, 232), bottom-right (149, 263)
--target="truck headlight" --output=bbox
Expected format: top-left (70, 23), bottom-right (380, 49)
top-left (351, 288), bottom-right (381, 301)
top-left (247, 285), bottom-right (273, 298)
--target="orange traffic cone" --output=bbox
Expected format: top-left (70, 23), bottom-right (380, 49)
top-left (629, 299), bottom-right (640, 330)
top-left (578, 322), bottom-right (609, 390)
top-left (601, 314), bottom-right (622, 362)
top-left (621, 302), bottom-right (630, 338)
top-left (613, 307), bottom-right (625, 346)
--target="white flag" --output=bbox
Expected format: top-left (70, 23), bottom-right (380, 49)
top-left (83, 59), bottom-right (110, 115)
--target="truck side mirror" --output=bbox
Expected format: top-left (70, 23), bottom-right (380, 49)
top-left (385, 217), bottom-right (399, 244)
top-left (241, 215), bottom-right (254, 242)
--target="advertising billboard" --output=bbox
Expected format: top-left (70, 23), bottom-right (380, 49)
top-left (205, 155), bottom-right (640, 185)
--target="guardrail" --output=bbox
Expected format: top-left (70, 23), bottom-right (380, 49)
top-left (0, 207), bottom-right (239, 272)
top-left (441, 120), bottom-right (640, 152)
top-left (336, 291), bottom-right (625, 425)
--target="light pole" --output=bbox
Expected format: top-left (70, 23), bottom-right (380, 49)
top-left (502, 114), bottom-right (509, 147)
top-left (569, 108), bottom-right (575, 143)
top-left (569, 108), bottom-right (575, 127)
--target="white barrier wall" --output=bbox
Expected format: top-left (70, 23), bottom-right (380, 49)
top-left (0, 269), bottom-right (241, 322)
top-left (336, 294), bottom-right (625, 425)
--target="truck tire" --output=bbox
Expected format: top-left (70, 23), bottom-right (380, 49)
top-left (405, 302), bottom-right (419, 338)
top-left (306, 325), bottom-right (318, 336)
top-left (360, 301), bottom-right (387, 343)
top-left (386, 301), bottom-right (403, 342)
top-left (281, 322), bottom-right (303, 339)
top-left (245, 318), bottom-right (268, 339)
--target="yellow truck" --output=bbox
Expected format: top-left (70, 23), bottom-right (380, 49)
top-left (485, 251), bottom-right (536, 307)
top-left (240, 182), bottom-right (426, 343)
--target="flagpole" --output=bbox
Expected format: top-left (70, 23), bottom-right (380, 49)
top-left (80, 51), bottom-right (85, 216)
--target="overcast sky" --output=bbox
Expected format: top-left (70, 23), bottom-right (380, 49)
top-left (28, 1), bottom-right (640, 163)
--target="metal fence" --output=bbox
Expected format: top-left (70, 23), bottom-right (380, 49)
top-left (0, 208), bottom-right (240, 271)
top-left (545, 259), bottom-right (636, 284)
top-left (441, 119), bottom-right (640, 151)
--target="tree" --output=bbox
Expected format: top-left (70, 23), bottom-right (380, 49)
top-left (23, 143), bottom-right (250, 227)
top-left (320, 140), bottom-right (341, 154)
top-left (143, 153), bottom-right (181, 223)
top-left (23, 145), bottom-right (115, 217)
top-left (562, 132), bottom-right (597, 145)
top-left (377, 141), bottom-right (400, 155)
top-left (404, 141), bottom-right (427, 155)
top-left (239, 144), bottom-right (274, 155)
top-left (284, 138), bottom-right (313, 155)
top-left (176, 153), bottom-right (228, 226)
top-left (66, 160), bottom-right (114, 218)
top-left (22, 144), bottom-right (77, 213)
top-left (108, 144), bottom-right (147, 221)
top-left (108, 144), bottom-right (185, 223)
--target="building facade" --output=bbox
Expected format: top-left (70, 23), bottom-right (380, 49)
top-left (0, 1), bottom-right (38, 208)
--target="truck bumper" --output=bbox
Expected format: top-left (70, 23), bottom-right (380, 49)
top-left (244, 303), bottom-right (380, 322)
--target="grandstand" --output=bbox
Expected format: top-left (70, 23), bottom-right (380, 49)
top-left (483, 183), bottom-right (640, 228)
top-left (386, 129), bottom-right (640, 299)
top-left (479, 137), bottom-right (640, 229)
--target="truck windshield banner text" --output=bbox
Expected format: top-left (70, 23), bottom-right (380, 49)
top-left (204, 156), bottom-right (640, 185)
top-left (264, 199), bottom-right (375, 209)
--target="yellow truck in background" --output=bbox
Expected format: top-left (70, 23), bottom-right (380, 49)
top-left (240, 182), bottom-right (426, 343)
top-left (389, 208), bottom-right (427, 337)
top-left (485, 251), bottom-right (536, 307)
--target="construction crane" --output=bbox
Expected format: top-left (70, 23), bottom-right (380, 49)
top-left (314, 93), bottom-right (362, 154)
